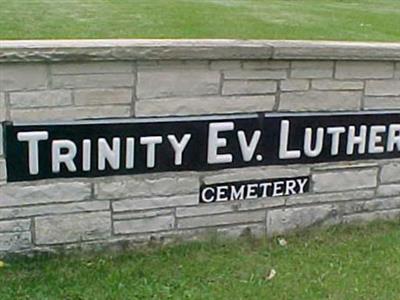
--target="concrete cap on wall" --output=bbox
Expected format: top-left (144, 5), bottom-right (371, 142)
top-left (1, 39), bottom-right (400, 62)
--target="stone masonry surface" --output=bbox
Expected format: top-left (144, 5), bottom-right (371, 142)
top-left (1, 40), bottom-right (400, 254)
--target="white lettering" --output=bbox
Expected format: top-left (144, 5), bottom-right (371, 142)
top-left (207, 122), bottom-right (234, 164)
top-left (279, 120), bottom-right (301, 159)
top-left (140, 136), bottom-right (163, 168)
top-left (17, 131), bottom-right (49, 175)
top-left (168, 134), bottom-right (191, 166)
top-left (98, 138), bottom-right (121, 171)
top-left (237, 130), bottom-right (261, 162)
top-left (52, 140), bottom-right (77, 173)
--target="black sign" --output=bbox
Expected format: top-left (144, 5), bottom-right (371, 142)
top-left (4, 111), bottom-right (400, 182)
top-left (200, 176), bottom-right (310, 203)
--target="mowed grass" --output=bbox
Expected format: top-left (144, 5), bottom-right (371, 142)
top-left (1, 0), bottom-right (400, 41)
top-left (2, 221), bottom-right (400, 299)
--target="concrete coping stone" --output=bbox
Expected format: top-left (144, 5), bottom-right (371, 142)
top-left (1, 40), bottom-right (400, 62)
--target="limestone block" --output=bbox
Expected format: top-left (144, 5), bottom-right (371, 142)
top-left (52, 73), bottom-right (134, 89)
top-left (312, 168), bottom-right (378, 192)
top-left (290, 61), bottom-right (333, 78)
top-left (343, 209), bottom-right (400, 224)
top-left (224, 70), bottom-right (287, 80)
top-left (365, 80), bottom-right (400, 96)
top-left (0, 63), bottom-right (47, 91)
top-left (222, 80), bottom-right (277, 95)
top-left (51, 62), bottom-right (132, 74)
top-left (242, 60), bottom-right (289, 70)
top-left (74, 88), bottom-right (132, 106)
top-left (0, 93), bottom-right (6, 121)
top-left (135, 95), bottom-right (275, 117)
top-left (210, 60), bottom-right (241, 70)
top-left (380, 162), bottom-right (400, 183)
top-left (0, 219), bottom-right (30, 233)
top-left (279, 90), bottom-right (361, 111)
top-left (114, 215), bottom-right (175, 234)
top-left (9, 90), bottom-right (72, 108)
top-left (35, 211), bottom-right (111, 245)
top-left (364, 96), bottom-right (400, 110)
top-left (0, 232), bottom-right (31, 252)
top-left (280, 79), bottom-right (309, 91)
top-left (336, 61), bottom-right (394, 79)
top-left (312, 79), bottom-right (363, 90)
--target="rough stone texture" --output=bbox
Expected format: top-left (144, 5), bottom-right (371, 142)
top-left (279, 91), bottom-right (361, 111)
top-left (112, 194), bottom-right (198, 212)
top-left (377, 184), bottom-right (400, 197)
top-left (135, 95), bottom-right (275, 117)
top-left (222, 80), bottom-right (277, 95)
top-left (52, 73), bottom-right (134, 89)
top-left (0, 232), bottom-right (31, 252)
top-left (313, 168), bottom-right (378, 192)
top-left (380, 162), bottom-right (400, 183)
top-left (290, 61), bottom-right (333, 78)
top-left (365, 80), bottom-right (400, 96)
top-left (311, 79), bottom-right (364, 90)
top-left (0, 159), bottom-right (6, 182)
top-left (0, 182), bottom-right (91, 207)
top-left (0, 219), bottom-right (31, 233)
top-left (137, 68), bottom-right (219, 99)
top-left (114, 215), bottom-right (175, 234)
top-left (35, 211), bottom-right (111, 245)
top-left (178, 210), bottom-right (266, 229)
top-left (0, 93), bottom-right (6, 121)
top-left (11, 105), bottom-right (131, 122)
top-left (242, 60), bottom-right (289, 70)
top-left (210, 60), bottom-right (241, 70)
top-left (364, 96), bottom-right (400, 110)
top-left (74, 88), bottom-right (132, 106)
top-left (343, 209), bottom-right (400, 224)
top-left (280, 79), bottom-right (309, 91)
top-left (267, 204), bottom-right (339, 235)
top-left (224, 70), bottom-right (287, 80)
top-left (0, 63), bottom-right (47, 91)
top-left (9, 90), bottom-right (72, 108)
top-left (336, 61), bottom-right (394, 79)
top-left (51, 62), bottom-right (133, 74)
top-left (0, 201), bottom-right (109, 220)
top-left (95, 175), bottom-right (199, 200)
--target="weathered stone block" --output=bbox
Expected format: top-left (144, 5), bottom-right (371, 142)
top-left (10, 105), bottom-right (131, 122)
top-left (266, 205), bottom-right (339, 235)
top-left (279, 90), bottom-right (361, 111)
top-left (0, 182), bottom-right (91, 207)
top-left (203, 165), bottom-right (310, 185)
top-left (336, 61), bottom-right (394, 79)
top-left (135, 95), bottom-right (275, 117)
top-left (9, 90), bottom-right (72, 108)
top-left (0, 159), bottom-right (6, 182)
top-left (242, 60), bottom-right (289, 70)
top-left (51, 62), bottom-right (132, 74)
top-left (112, 194), bottom-right (198, 212)
top-left (364, 96), bottom-right (400, 110)
top-left (137, 69), bottom-right (219, 99)
top-left (224, 70), bottom-right (287, 80)
top-left (114, 215), bottom-right (174, 234)
top-left (95, 175), bottom-right (199, 200)
top-left (380, 162), bottom-right (400, 183)
top-left (286, 189), bottom-right (375, 206)
top-left (35, 211), bottom-right (111, 245)
top-left (0, 232), bottom-right (31, 252)
top-left (0, 219), bottom-right (30, 233)
top-left (343, 209), bottom-right (400, 224)
top-left (113, 208), bottom-right (173, 221)
top-left (0, 201), bottom-right (109, 220)
top-left (312, 79), bottom-right (364, 90)
top-left (377, 184), bottom-right (400, 197)
top-left (290, 61), bottom-right (333, 78)
top-left (313, 168), bottom-right (378, 193)
top-left (74, 88), bottom-right (132, 106)
top-left (365, 80), bottom-right (400, 96)
top-left (280, 79), bottom-right (309, 91)
top-left (210, 60), bottom-right (241, 70)
top-left (52, 73), bottom-right (134, 89)
top-left (222, 80), bottom-right (277, 95)
top-left (177, 210), bottom-right (265, 229)
top-left (0, 93), bottom-right (6, 121)
top-left (176, 197), bottom-right (284, 217)
top-left (0, 63), bottom-right (47, 91)
top-left (363, 197), bottom-right (400, 211)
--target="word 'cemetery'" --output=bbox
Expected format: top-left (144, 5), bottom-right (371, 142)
top-left (4, 112), bottom-right (400, 182)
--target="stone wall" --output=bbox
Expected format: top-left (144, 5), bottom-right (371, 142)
top-left (1, 40), bottom-right (400, 255)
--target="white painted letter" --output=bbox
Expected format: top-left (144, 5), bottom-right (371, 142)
top-left (304, 127), bottom-right (324, 157)
top-left (346, 125), bottom-right (367, 155)
top-left (387, 124), bottom-right (400, 152)
top-left (207, 122), bottom-right (234, 164)
top-left (52, 140), bottom-right (77, 173)
top-left (126, 137), bottom-right (135, 169)
top-left (98, 138), bottom-right (121, 171)
top-left (237, 130), bottom-right (261, 162)
top-left (327, 127), bottom-right (345, 155)
top-left (368, 125), bottom-right (386, 154)
top-left (279, 120), bottom-right (301, 159)
top-left (17, 131), bottom-right (48, 175)
top-left (82, 139), bottom-right (91, 171)
top-left (168, 134), bottom-right (191, 165)
top-left (140, 136), bottom-right (163, 168)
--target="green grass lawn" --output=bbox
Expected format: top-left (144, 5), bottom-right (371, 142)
top-left (1, 0), bottom-right (400, 41)
top-left (2, 221), bottom-right (400, 299)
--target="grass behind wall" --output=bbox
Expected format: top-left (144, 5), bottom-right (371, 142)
top-left (0, 0), bottom-right (400, 41)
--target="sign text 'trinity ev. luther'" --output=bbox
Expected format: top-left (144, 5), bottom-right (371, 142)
top-left (3, 112), bottom-right (400, 182)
